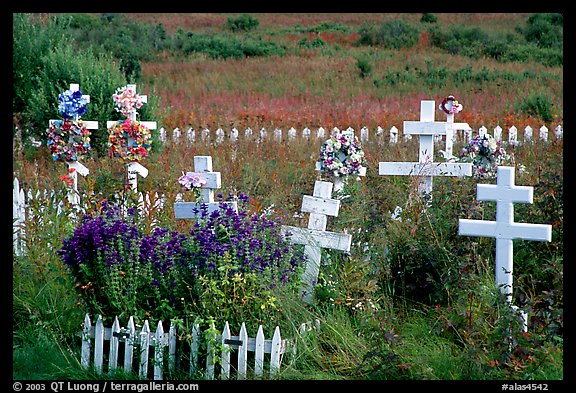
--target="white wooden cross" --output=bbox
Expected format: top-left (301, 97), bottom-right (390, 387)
top-left (173, 156), bottom-right (238, 220)
top-left (49, 83), bottom-right (98, 206)
top-left (107, 84), bottom-right (157, 192)
top-left (441, 101), bottom-right (471, 160)
top-left (379, 100), bottom-right (473, 200)
top-left (281, 180), bottom-right (352, 304)
top-left (459, 166), bottom-right (552, 329)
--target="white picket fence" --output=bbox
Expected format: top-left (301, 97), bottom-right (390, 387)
top-left (13, 122), bottom-right (563, 256)
top-left (12, 177), bottom-right (166, 256)
top-left (80, 314), bottom-right (317, 380)
top-left (158, 124), bottom-right (563, 145)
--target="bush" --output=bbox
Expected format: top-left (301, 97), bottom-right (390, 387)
top-left (420, 13), bottom-right (438, 24)
top-left (13, 13), bottom-right (162, 157)
top-left (516, 13), bottom-right (563, 49)
top-left (357, 20), bottom-right (420, 49)
top-left (355, 54), bottom-right (373, 79)
top-left (226, 13), bottom-right (260, 32)
top-left (514, 91), bottom-right (555, 123)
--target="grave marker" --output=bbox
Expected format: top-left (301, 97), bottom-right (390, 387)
top-left (107, 84), bottom-right (157, 192)
top-left (459, 166), bottom-right (552, 330)
top-left (48, 83), bottom-right (98, 206)
top-left (379, 100), bottom-right (472, 200)
top-left (281, 180), bottom-right (352, 303)
top-left (173, 156), bottom-right (238, 219)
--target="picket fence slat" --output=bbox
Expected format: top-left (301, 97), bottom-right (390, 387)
top-left (12, 122), bottom-right (562, 256)
top-left (80, 313), bottom-right (293, 380)
top-left (157, 124), bottom-right (563, 145)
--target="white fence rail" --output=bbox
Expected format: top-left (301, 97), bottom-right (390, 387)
top-left (80, 314), bottom-right (313, 380)
top-left (13, 123), bottom-right (563, 256)
top-left (158, 124), bottom-right (563, 145)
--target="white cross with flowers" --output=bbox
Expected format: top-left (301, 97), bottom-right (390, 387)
top-left (315, 129), bottom-right (367, 196)
top-left (379, 100), bottom-right (473, 202)
top-left (438, 95), bottom-right (471, 160)
top-left (48, 83), bottom-right (98, 206)
top-left (107, 84), bottom-right (157, 192)
top-left (173, 156), bottom-right (238, 220)
top-left (281, 180), bottom-right (352, 304)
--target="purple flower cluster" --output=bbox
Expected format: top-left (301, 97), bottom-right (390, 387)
top-left (186, 193), bottom-right (305, 287)
top-left (57, 195), bottom-right (306, 323)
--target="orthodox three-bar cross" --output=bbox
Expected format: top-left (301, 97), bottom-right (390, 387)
top-left (379, 100), bottom-right (472, 202)
top-left (107, 84), bottom-right (157, 192)
top-left (173, 156), bottom-right (238, 220)
top-left (281, 180), bottom-right (352, 304)
top-left (49, 83), bottom-right (98, 205)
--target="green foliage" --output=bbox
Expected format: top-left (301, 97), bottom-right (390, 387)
top-left (173, 30), bottom-right (286, 59)
top-left (357, 20), bottom-right (421, 49)
top-left (226, 13), bottom-right (260, 32)
top-left (355, 54), bottom-right (373, 79)
top-left (516, 13), bottom-right (563, 50)
top-left (420, 13), bottom-right (438, 24)
top-left (428, 16), bottom-right (563, 66)
top-left (514, 92), bottom-right (555, 123)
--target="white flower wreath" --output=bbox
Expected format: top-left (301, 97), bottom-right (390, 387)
top-left (318, 132), bottom-right (367, 177)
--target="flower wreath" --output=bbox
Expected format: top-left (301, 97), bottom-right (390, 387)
top-left (113, 85), bottom-right (145, 118)
top-left (107, 119), bottom-right (152, 163)
top-left (318, 132), bottom-right (367, 177)
top-left (46, 89), bottom-right (91, 162)
top-left (47, 119), bottom-right (91, 162)
top-left (439, 95), bottom-right (463, 115)
top-left (460, 133), bottom-right (510, 178)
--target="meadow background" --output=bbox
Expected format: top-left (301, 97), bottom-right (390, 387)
top-left (12, 12), bottom-right (563, 381)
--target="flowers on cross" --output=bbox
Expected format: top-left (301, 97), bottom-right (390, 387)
top-left (178, 172), bottom-right (207, 200)
top-left (59, 167), bottom-right (77, 188)
top-left (460, 134), bottom-right (510, 178)
top-left (318, 132), bottom-right (367, 178)
top-left (113, 85), bottom-right (146, 118)
top-left (58, 89), bottom-right (88, 119)
top-left (107, 119), bottom-right (152, 163)
top-left (47, 119), bottom-right (91, 162)
top-left (439, 95), bottom-right (463, 115)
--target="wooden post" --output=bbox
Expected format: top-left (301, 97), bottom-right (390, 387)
top-left (281, 180), bottom-right (352, 303)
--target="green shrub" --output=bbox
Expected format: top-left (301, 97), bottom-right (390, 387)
top-left (514, 91), bottom-right (555, 123)
top-left (355, 54), bottom-right (373, 79)
top-left (357, 20), bottom-right (420, 49)
top-left (226, 13), bottom-right (260, 32)
top-left (516, 13), bottom-right (563, 49)
top-left (420, 13), bottom-right (438, 24)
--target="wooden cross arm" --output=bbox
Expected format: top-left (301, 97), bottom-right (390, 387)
top-left (50, 119), bottom-right (99, 130)
top-left (107, 120), bottom-right (157, 130)
top-left (477, 184), bottom-right (533, 204)
top-left (183, 171), bottom-right (221, 189)
top-left (403, 121), bottom-right (472, 135)
top-left (301, 195), bottom-right (340, 217)
top-left (379, 162), bottom-right (472, 177)
top-left (174, 201), bottom-right (238, 219)
top-left (459, 219), bottom-right (552, 242)
top-left (281, 225), bottom-right (352, 252)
